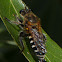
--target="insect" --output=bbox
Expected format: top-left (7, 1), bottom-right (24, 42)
top-left (5, 7), bottom-right (47, 62)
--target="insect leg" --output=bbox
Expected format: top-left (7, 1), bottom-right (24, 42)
top-left (13, 14), bottom-right (23, 23)
top-left (43, 34), bottom-right (47, 43)
top-left (4, 17), bottom-right (21, 25)
top-left (4, 17), bottom-right (24, 28)
top-left (19, 32), bottom-right (30, 52)
top-left (19, 31), bottom-right (25, 52)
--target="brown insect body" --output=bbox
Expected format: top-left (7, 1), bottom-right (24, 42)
top-left (5, 8), bottom-right (46, 62)
top-left (21, 10), bottom-right (46, 62)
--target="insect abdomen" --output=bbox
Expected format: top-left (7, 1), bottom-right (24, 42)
top-left (29, 28), bottom-right (46, 62)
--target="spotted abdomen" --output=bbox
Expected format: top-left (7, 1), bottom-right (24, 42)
top-left (29, 29), bottom-right (47, 62)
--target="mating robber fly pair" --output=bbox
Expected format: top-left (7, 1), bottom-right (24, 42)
top-left (5, 7), bottom-right (47, 62)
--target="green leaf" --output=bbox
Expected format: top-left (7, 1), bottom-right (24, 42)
top-left (0, 0), bottom-right (35, 62)
top-left (0, 0), bottom-right (62, 62)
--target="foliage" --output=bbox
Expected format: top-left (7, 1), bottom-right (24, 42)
top-left (0, 0), bottom-right (62, 62)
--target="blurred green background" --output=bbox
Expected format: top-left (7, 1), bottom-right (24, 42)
top-left (0, 0), bottom-right (62, 62)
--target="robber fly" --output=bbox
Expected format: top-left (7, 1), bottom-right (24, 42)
top-left (5, 7), bottom-right (47, 62)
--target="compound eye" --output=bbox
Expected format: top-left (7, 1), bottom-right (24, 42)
top-left (19, 10), bottom-right (26, 16)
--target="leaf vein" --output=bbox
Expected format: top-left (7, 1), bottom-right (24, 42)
top-left (45, 55), bottom-right (51, 62)
top-left (10, 0), bottom-right (18, 16)
top-left (48, 51), bottom-right (62, 60)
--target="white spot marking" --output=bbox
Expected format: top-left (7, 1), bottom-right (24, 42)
top-left (34, 50), bottom-right (39, 52)
top-left (29, 36), bottom-right (32, 39)
top-left (37, 55), bottom-right (45, 58)
top-left (41, 46), bottom-right (45, 49)
top-left (32, 45), bottom-right (36, 48)
top-left (30, 40), bottom-right (33, 43)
